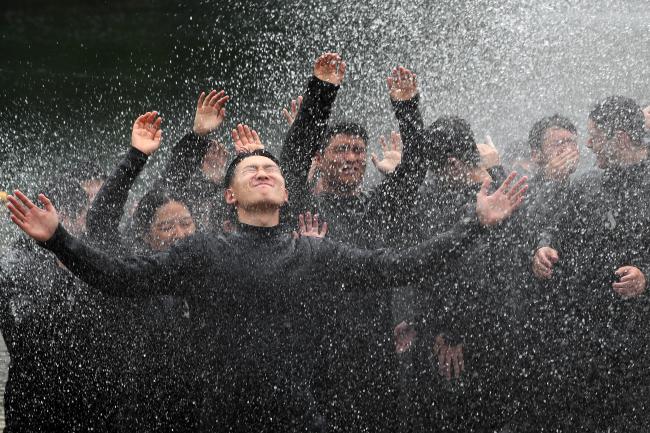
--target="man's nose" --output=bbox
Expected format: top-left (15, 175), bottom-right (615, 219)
top-left (344, 150), bottom-right (360, 160)
top-left (256, 169), bottom-right (271, 178)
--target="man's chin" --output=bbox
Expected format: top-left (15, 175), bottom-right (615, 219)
top-left (334, 177), bottom-right (363, 189)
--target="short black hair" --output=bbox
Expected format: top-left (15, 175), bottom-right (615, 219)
top-left (320, 122), bottom-right (369, 153)
top-left (132, 189), bottom-right (191, 241)
top-left (425, 115), bottom-right (480, 167)
top-left (42, 177), bottom-right (88, 219)
top-left (223, 149), bottom-right (282, 188)
top-left (589, 96), bottom-right (645, 145)
top-left (528, 114), bottom-right (577, 153)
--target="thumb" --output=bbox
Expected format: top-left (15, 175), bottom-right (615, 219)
top-left (548, 249), bottom-right (559, 263)
top-left (39, 194), bottom-right (55, 212)
top-left (478, 178), bottom-right (491, 197)
top-left (292, 231), bottom-right (299, 240)
top-left (615, 266), bottom-right (629, 276)
top-left (371, 153), bottom-right (379, 167)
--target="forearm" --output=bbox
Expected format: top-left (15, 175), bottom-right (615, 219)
top-left (42, 224), bottom-right (185, 298)
top-left (326, 206), bottom-right (483, 289)
top-left (86, 147), bottom-right (148, 247)
top-left (387, 206), bottom-right (482, 282)
top-left (281, 76), bottom-right (339, 190)
top-left (391, 95), bottom-right (424, 147)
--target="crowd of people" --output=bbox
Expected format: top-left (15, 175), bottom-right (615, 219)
top-left (1, 51), bottom-right (650, 433)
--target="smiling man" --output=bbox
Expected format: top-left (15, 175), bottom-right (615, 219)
top-left (530, 96), bottom-right (650, 431)
top-left (6, 149), bottom-right (526, 432)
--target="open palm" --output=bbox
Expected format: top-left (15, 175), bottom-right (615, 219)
top-left (7, 191), bottom-right (59, 242)
top-left (131, 111), bottom-right (163, 155)
top-left (194, 89), bottom-right (229, 136)
top-left (387, 66), bottom-right (418, 101)
top-left (314, 52), bottom-right (346, 86)
top-left (476, 172), bottom-right (528, 226)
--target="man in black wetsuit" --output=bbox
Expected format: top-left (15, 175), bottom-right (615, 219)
top-left (7, 149), bottom-right (527, 432)
top-left (531, 96), bottom-right (650, 432)
top-left (0, 179), bottom-right (113, 433)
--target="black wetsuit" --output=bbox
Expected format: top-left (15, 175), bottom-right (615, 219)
top-left (40, 210), bottom-right (481, 432)
top-left (530, 162), bottom-right (650, 432)
top-left (0, 237), bottom-right (112, 433)
top-left (86, 146), bottom-right (201, 432)
top-left (280, 76), bottom-right (433, 432)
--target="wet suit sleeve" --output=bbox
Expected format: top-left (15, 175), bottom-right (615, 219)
top-left (280, 76), bottom-right (339, 215)
top-left (364, 95), bottom-right (433, 227)
top-left (40, 224), bottom-right (211, 298)
top-left (86, 147), bottom-right (148, 249)
top-left (316, 206), bottom-right (483, 289)
top-left (154, 132), bottom-right (212, 192)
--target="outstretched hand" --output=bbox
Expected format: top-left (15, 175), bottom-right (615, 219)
top-left (476, 172), bottom-right (528, 226)
top-left (387, 66), bottom-right (418, 101)
top-left (371, 131), bottom-right (402, 174)
top-left (292, 212), bottom-right (328, 239)
top-left (7, 191), bottom-right (59, 242)
top-left (282, 95), bottom-right (303, 126)
top-left (314, 52), bottom-right (346, 86)
top-left (131, 111), bottom-right (163, 156)
top-left (193, 90), bottom-right (230, 136)
top-left (232, 124), bottom-right (264, 154)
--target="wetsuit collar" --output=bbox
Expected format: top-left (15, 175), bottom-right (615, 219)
top-left (235, 222), bottom-right (285, 239)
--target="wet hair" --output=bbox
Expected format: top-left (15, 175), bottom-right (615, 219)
top-left (589, 96), bottom-right (645, 145)
top-left (132, 189), bottom-right (191, 241)
top-left (42, 177), bottom-right (88, 219)
top-left (223, 149), bottom-right (282, 188)
top-left (425, 115), bottom-right (481, 167)
top-left (528, 114), bottom-right (577, 153)
top-left (320, 122), bottom-right (369, 153)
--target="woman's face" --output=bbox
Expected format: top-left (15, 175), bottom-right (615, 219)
top-left (146, 200), bottom-right (196, 251)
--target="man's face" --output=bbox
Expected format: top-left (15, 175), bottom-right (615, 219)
top-left (587, 119), bottom-right (616, 169)
top-left (318, 133), bottom-right (367, 190)
top-left (147, 200), bottom-right (196, 251)
top-left (225, 155), bottom-right (288, 210)
top-left (540, 128), bottom-right (579, 162)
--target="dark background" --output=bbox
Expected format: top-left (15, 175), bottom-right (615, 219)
top-left (0, 0), bottom-right (648, 216)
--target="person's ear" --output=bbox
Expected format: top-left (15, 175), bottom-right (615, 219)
top-left (531, 150), bottom-right (542, 165)
top-left (282, 187), bottom-right (289, 204)
top-left (615, 131), bottom-right (632, 151)
top-left (225, 188), bottom-right (237, 206)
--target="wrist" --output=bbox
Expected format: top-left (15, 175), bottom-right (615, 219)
top-left (193, 126), bottom-right (210, 137)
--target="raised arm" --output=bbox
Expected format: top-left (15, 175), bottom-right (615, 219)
top-left (280, 53), bottom-right (345, 196)
top-left (320, 173), bottom-right (529, 287)
top-left (86, 112), bottom-right (162, 249)
top-left (7, 191), bottom-right (204, 297)
top-left (365, 67), bottom-right (431, 227)
top-left (156, 90), bottom-right (229, 191)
